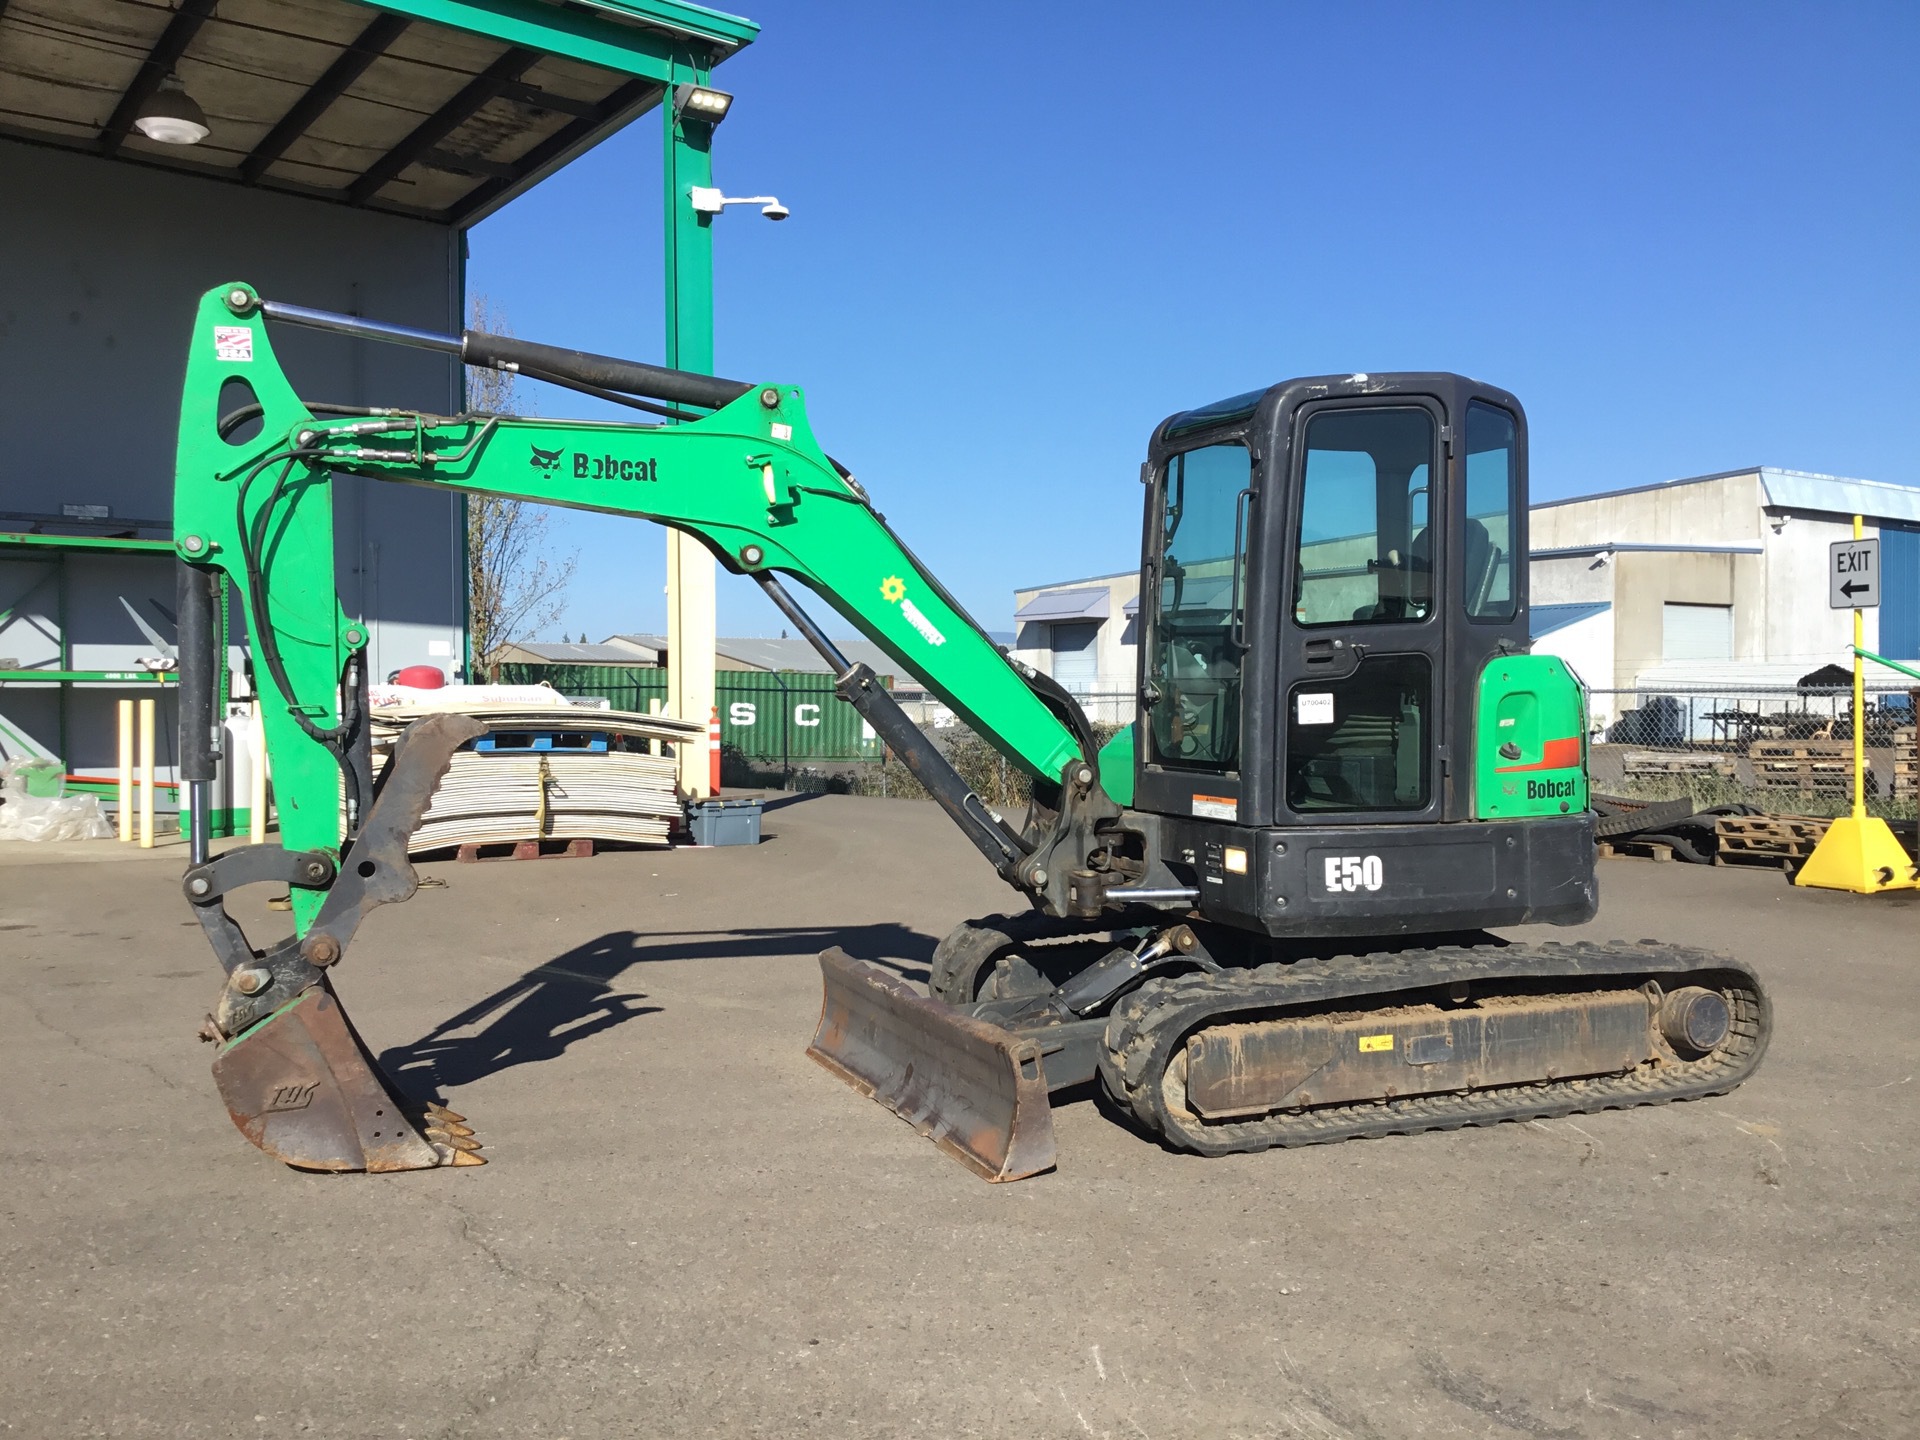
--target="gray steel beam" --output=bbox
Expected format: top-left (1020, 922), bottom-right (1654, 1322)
top-left (346, 46), bottom-right (539, 206)
top-left (240, 10), bottom-right (411, 184)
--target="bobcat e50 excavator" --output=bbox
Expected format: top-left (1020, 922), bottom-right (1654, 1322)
top-left (171, 282), bottom-right (1769, 1180)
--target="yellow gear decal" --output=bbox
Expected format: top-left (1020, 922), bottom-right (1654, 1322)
top-left (880, 575), bottom-right (906, 603)
top-left (1357, 1034), bottom-right (1394, 1053)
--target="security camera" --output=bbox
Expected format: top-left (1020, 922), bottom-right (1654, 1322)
top-left (761, 201), bottom-right (790, 221)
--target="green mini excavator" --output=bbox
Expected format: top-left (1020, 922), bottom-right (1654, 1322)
top-left (170, 283), bottom-right (1769, 1180)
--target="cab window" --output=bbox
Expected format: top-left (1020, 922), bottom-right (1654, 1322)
top-left (1146, 443), bottom-right (1251, 773)
top-left (1464, 403), bottom-right (1518, 619)
top-left (1294, 408), bottom-right (1435, 627)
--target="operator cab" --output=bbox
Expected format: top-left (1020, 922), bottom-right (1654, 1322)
top-left (1130, 373), bottom-right (1588, 935)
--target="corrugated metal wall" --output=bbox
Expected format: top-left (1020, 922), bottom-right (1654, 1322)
top-left (1882, 528), bottom-right (1919, 660)
top-left (496, 665), bottom-right (883, 764)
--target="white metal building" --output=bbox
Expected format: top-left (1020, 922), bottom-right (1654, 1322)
top-left (1529, 467), bottom-right (1920, 725)
top-left (1012, 466), bottom-right (1920, 729)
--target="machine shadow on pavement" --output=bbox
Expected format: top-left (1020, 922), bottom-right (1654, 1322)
top-left (378, 923), bottom-right (937, 1096)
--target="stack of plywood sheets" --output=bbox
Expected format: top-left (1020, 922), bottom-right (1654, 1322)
top-left (371, 704), bottom-right (706, 854)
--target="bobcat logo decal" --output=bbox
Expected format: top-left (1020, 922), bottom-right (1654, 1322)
top-left (529, 444), bottom-right (565, 472)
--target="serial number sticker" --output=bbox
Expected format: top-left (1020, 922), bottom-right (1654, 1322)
top-left (770, 421), bottom-right (793, 440)
top-left (1296, 692), bottom-right (1334, 725)
top-left (213, 326), bottom-right (253, 362)
top-left (1358, 1034), bottom-right (1394, 1053)
top-left (1191, 794), bottom-right (1237, 821)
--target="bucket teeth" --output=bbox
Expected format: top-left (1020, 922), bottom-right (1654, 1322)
top-left (422, 1102), bottom-right (484, 1161)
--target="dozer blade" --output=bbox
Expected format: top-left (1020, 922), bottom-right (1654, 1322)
top-left (212, 981), bottom-right (483, 1172)
top-left (808, 947), bottom-right (1055, 1182)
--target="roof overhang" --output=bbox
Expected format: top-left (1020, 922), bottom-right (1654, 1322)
top-left (1528, 601), bottom-right (1611, 638)
top-left (0, 0), bottom-right (756, 226)
top-left (1014, 587), bottom-right (1112, 622)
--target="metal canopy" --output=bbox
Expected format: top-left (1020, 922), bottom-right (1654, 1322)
top-left (1013, 587), bottom-right (1112, 622)
top-left (0, 0), bottom-right (756, 225)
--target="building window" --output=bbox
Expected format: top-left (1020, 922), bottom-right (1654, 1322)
top-left (1662, 602), bottom-right (1733, 661)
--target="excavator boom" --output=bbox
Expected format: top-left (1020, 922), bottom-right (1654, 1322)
top-left (173, 282), bottom-right (1092, 1172)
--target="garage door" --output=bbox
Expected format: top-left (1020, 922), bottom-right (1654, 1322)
top-left (1051, 620), bottom-right (1100, 692)
top-left (1662, 603), bottom-right (1733, 661)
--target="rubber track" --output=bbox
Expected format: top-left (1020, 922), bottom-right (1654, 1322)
top-left (1098, 940), bottom-right (1770, 1157)
top-left (1592, 797), bottom-right (1698, 839)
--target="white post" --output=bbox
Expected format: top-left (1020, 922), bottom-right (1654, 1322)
top-left (665, 531), bottom-right (716, 798)
top-left (249, 699), bottom-right (268, 845)
top-left (117, 698), bottom-right (133, 842)
top-left (137, 696), bottom-right (155, 849)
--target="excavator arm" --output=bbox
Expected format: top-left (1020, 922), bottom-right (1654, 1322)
top-left (172, 282), bottom-right (1117, 1176)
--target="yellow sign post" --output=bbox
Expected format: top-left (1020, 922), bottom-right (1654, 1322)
top-left (1795, 514), bottom-right (1919, 893)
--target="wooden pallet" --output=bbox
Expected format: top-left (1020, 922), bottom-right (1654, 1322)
top-left (1621, 751), bottom-right (1736, 778)
top-left (1758, 771), bottom-right (1850, 795)
top-left (1714, 813), bottom-right (1831, 870)
top-left (1597, 839), bottom-right (1674, 862)
top-left (1751, 739), bottom-right (1850, 763)
top-left (454, 837), bottom-right (595, 862)
top-left (1749, 738), bottom-right (1852, 795)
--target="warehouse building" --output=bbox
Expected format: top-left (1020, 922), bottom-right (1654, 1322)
top-left (1012, 466), bottom-right (1920, 728)
top-left (1010, 572), bottom-right (1140, 724)
top-left (0, 0), bottom-right (755, 790)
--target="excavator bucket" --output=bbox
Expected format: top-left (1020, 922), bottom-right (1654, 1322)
top-left (212, 979), bottom-right (482, 1172)
top-left (808, 947), bottom-right (1056, 1182)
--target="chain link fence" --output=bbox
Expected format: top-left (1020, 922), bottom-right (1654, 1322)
top-left (1588, 684), bottom-right (1918, 817)
top-left (734, 682), bottom-right (1920, 822)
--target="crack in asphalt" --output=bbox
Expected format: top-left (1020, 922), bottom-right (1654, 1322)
top-left (7, 987), bottom-right (188, 1095)
top-left (400, 1184), bottom-right (618, 1440)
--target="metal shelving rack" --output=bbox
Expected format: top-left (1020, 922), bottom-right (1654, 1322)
top-left (0, 532), bottom-right (182, 769)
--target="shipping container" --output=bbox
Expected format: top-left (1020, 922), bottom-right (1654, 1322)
top-left (495, 664), bottom-right (885, 765)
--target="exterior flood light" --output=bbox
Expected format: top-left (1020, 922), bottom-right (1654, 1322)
top-left (673, 83), bottom-right (733, 123)
top-left (688, 186), bottom-right (790, 221)
top-left (134, 73), bottom-right (209, 145)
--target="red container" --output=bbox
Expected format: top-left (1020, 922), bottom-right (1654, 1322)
top-left (394, 665), bottom-right (446, 689)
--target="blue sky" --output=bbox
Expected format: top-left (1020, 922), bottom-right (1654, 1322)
top-left (468, 1), bottom-right (1918, 643)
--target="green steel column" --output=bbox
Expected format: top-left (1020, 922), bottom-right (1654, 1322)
top-left (663, 72), bottom-right (715, 373)
top-left (663, 68), bottom-right (718, 794)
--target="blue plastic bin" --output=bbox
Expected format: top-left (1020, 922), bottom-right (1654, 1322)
top-left (687, 796), bottom-right (762, 846)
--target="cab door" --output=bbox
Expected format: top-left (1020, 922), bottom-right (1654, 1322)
top-left (1275, 399), bottom-right (1449, 824)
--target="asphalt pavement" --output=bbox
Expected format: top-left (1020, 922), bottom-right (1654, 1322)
top-left (1, 793), bottom-right (1915, 1438)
